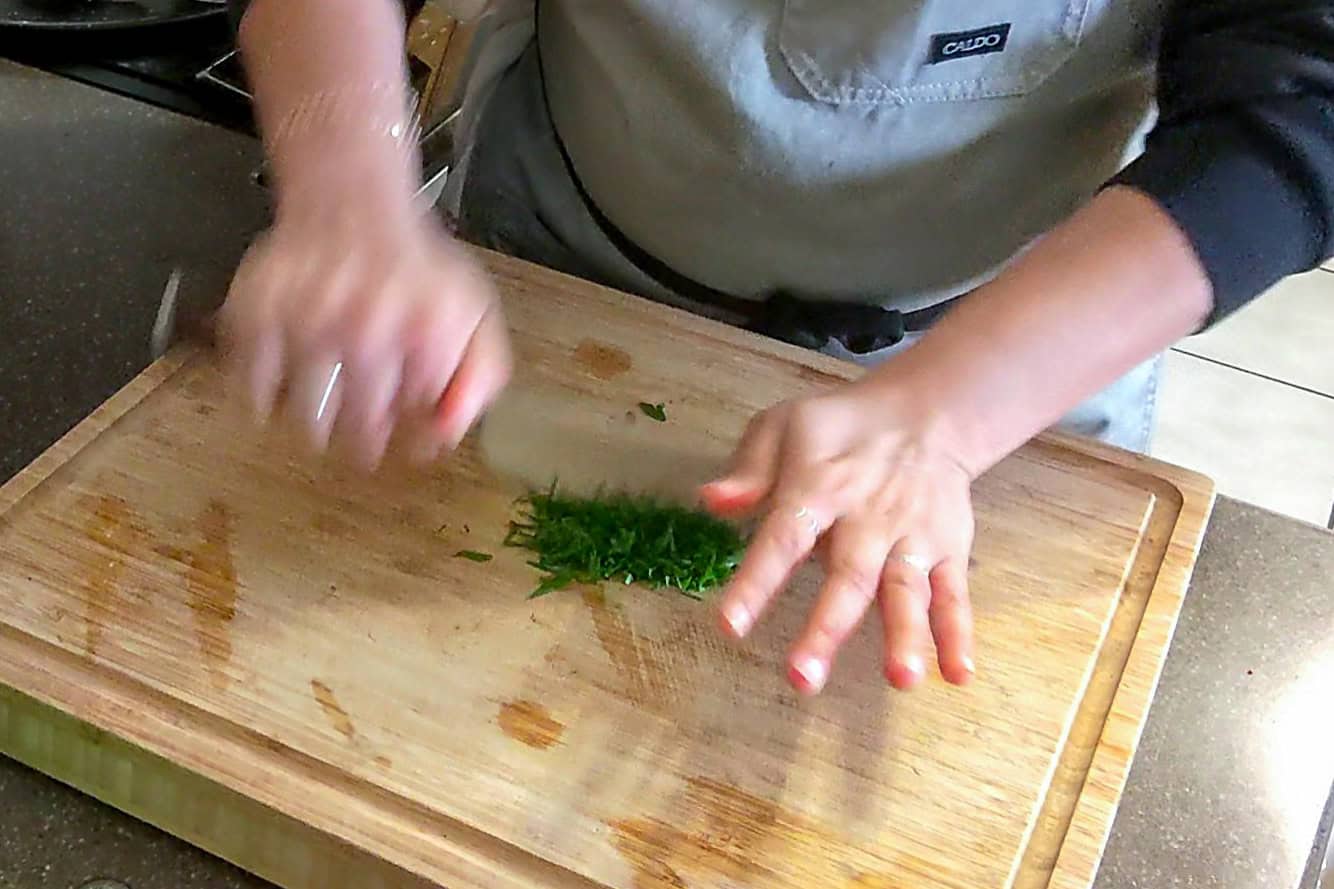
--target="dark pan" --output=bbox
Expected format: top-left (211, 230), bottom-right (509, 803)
top-left (0, 0), bottom-right (226, 32)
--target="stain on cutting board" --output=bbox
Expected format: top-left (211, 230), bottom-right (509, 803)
top-left (581, 588), bottom-right (763, 716)
top-left (74, 491), bottom-right (239, 685)
top-left (78, 493), bottom-right (147, 657)
top-left (497, 700), bottom-right (564, 750)
top-left (156, 499), bottom-right (239, 689)
top-left (612, 776), bottom-right (903, 889)
top-left (311, 679), bottom-right (357, 741)
top-left (574, 340), bottom-right (633, 380)
top-left (186, 500), bottom-right (239, 688)
top-left (583, 588), bottom-right (672, 711)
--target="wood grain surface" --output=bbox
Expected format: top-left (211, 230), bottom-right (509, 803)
top-left (0, 251), bottom-right (1215, 889)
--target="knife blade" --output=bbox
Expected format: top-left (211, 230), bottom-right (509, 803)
top-left (476, 384), bottom-right (730, 505)
top-left (149, 267), bottom-right (183, 360)
top-left (149, 268), bottom-right (217, 360)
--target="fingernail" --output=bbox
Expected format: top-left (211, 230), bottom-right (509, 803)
top-left (702, 480), bottom-right (760, 515)
top-left (709, 477), bottom-right (752, 496)
top-left (700, 479), bottom-right (734, 501)
top-left (722, 601), bottom-right (752, 637)
top-left (961, 655), bottom-right (976, 675)
top-left (793, 656), bottom-right (827, 692)
top-left (902, 654), bottom-right (926, 678)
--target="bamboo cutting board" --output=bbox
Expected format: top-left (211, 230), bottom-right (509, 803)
top-left (0, 252), bottom-right (1213, 889)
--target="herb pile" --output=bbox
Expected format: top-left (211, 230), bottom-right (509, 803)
top-left (504, 488), bottom-right (745, 599)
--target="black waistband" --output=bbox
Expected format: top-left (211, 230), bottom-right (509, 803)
top-left (531, 8), bottom-right (960, 354)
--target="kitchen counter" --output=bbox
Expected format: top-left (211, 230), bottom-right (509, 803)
top-left (0, 60), bottom-right (268, 484)
top-left (2, 60), bottom-right (1331, 889)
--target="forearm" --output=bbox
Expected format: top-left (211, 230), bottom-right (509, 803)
top-left (876, 186), bottom-right (1212, 476)
top-left (236, 0), bottom-right (419, 214)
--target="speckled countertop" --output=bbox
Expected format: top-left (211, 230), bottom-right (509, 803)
top-left (2, 60), bottom-right (1332, 889)
top-left (0, 61), bottom-right (268, 484)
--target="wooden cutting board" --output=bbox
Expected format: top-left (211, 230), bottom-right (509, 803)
top-left (0, 251), bottom-right (1213, 889)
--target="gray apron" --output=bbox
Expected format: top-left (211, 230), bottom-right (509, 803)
top-left (454, 0), bottom-right (1165, 452)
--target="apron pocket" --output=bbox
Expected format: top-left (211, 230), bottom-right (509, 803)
top-left (779, 0), bottom-right (1091, 106)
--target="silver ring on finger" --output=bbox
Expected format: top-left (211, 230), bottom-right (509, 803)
top-left (891, 553), bottom-right (933, 577)
top-left (315, 360), bottom-right (344, 423)
top-left (793, 505), bottom-right (822, 538)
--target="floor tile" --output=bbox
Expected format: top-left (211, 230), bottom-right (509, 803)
top-left (1153, 352), bottom-right (1334, 526)
top-left (1178, 270), bottom-right (1334, 396)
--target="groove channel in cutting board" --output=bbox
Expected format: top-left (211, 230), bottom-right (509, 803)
top-left (0, 250), bottom-right (1213, 889)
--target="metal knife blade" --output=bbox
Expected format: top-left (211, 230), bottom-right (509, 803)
top-left (149, 267), bottom-right (183, 360)
top-left (149, 268), bottom-right (217, 360)
top-left (476, 384), bottom-right (730, 504)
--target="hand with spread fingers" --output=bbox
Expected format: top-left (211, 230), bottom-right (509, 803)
top-left (219, 206), bottom-right (512, 471)
top-left (700, 376), bottom-right (978, 695)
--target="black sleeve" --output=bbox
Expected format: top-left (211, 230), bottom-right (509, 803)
top-left (1111, 0), bottom-right (1334, 326)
